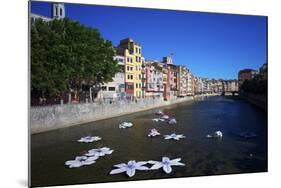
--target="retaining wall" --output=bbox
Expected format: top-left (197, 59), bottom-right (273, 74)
top-left (30, 96), bottom-right (194, 134)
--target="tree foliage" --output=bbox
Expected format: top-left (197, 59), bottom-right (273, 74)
top-left (31, 18), bottom-right (119, 98)
top-left (240, 74), bottom-right (267, 95)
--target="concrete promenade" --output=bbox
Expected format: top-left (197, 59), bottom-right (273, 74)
top-left (30, 94), bottom-right (216, 134)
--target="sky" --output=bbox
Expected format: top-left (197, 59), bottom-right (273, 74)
top-left (30, 1), bottom-right (267, 80)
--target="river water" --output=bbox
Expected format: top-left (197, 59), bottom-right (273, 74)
top-left (31, 96), bottom-right (267, 187)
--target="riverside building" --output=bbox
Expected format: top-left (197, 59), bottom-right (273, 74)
top-left (143, 60), bottom-right (164, 98)
top-left (97, 55), bottom-right (126, 100)
top-left (116, 38), bottom-right (144, 98)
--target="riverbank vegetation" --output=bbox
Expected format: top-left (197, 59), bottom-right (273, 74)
top-left (31, 18), bottom-right (119, 105)
top-left (240, 74), bottom-right (267, 96)
top-left (239, 70), bottom-right (267, 111)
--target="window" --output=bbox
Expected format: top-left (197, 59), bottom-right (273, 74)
top-left (139, 83), bottom-right (142, 88)
top-left (60, 8), bottom-right (63, 16)
top-left (127, 57), bottom-right (130, 62)
top-left (130, 67), bottom-right (133, 71)
top-left (127, 75), bottom-right (130, 80)
top-left (101, 86), bottom-right (107, 91)
top-left (131, 58), bottom-right (133, 63)
top-left (136, 83), bottom-right (138, 88)
top-left (118, 58), bottom-right (124, 63)
top-left (136, 56), bottom-right (138, 62)
top-left (131, 75), bottom-right (133, 79)
top-left (127, 84), bottom-right (134, 89)
top-left (108, 87), bottom-right (115, 91)
top-left (136, 47), bottom-right (138, 53)
top-left (127, 66), bottom-right (129, 71)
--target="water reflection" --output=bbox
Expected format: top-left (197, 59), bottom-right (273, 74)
top-left (31, 96), bottom-right (267, 187)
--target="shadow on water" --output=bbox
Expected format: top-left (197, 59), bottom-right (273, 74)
top-left (30, 96), bottom-right (267, 187)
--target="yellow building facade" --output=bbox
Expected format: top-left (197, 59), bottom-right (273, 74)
top-left (117, 38), bottom-right (144, 98)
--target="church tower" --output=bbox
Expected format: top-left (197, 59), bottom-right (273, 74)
top-left (52, 3), bottom-right (65, 20)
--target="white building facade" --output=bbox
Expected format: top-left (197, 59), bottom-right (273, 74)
top-left (97, 55), bottom-right (126, 100)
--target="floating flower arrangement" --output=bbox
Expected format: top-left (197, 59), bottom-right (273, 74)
top-left (164, 133), bottom-right (186, 140)
top-left (148, 157), bottom-right (185, 174)
top-left (110, 160), bottom-right (149, 177)
top-left (148, 128), bottom-right (161, 137)
top-left (77, 136), bottom-right (101, 143)
top-left (119, 122), bottom-right (133, 129)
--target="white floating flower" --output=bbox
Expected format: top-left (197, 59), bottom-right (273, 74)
top-left (119, 122), bottom-right (133, 129)
top-left (161, 115), bottom-right (169, 120)
top-left (85, 147), bottom-right (114, 157)
top-left (206, 131), bottom-right (223, 138)
top-left (148, 128), bottom-right (161, 137)
top-left (164, 133), bottom-right (186, 140)
top-left (155, 110), bottom-right (164, 116)
top-left (148, 157), bottom-right (185, 174)
top-left (152, 118), bottom-right (165, 122)
top-left (110, 160), bottom-right (149, 177)
top-left (168, 118), bottom-right (177, 125)
top-left (215, 131), bottom-right (223, 138)
top-left (77, 136), bottom-right (101, 143)
top-left (65, 155), bottom-right (99, 168)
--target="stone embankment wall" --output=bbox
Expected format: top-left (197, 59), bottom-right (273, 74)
top-left (30, 96), bottom-right (195, 134)
top-left (239, 93), bottom-right (267, 111)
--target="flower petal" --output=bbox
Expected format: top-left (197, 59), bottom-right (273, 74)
top-left (97, 153), bottom-right (106, 157)
top-left (126, 168), bottom-right (136, 177)
top-left (82, 160), bottom-right (96, 165)
top-left (114, 163), bottom-right (127, 168)
top-left (128, 160), bottom-right (136, 166)
top-left (163, 164), bottom-right (172, 174)
top-left (101, 147), bottom-right (110, 151)
top-left (110, 167), bottom-right (127, 175)
top-left (85, 151), bottom-right (97, 156)
top-left (85, 156), bottom-right (99, 162)
top-left (65, 160), bottom-right (77, 165)
top-left (147, 160), bottom-right (158, 164)
top-left (68, 161), bottom-right (83, 168)
top-left (150, 162), bottom-right (163, 170)
top-left (135, 161), bottom-right (147, 167)
top-left (75, 156), bottom-right (87, 161)
top-left (136, 166), bottom-right (149, 171)
top-left (104, 150), bottom-right (114, 155)
top-left (171, 161), bottom-right (185, 166)
top-left (170, 158), bottom-right (181, 163)
top-left (162, 157), bottom-right (170, 162)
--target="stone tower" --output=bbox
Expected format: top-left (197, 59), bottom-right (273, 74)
top-left (52, 3), bottom-right (65, 20)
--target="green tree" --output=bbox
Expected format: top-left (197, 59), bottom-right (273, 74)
top-left (31, 18), bottom-right (119, 103)
top-left (240, 74), bottom-right (267, 95)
